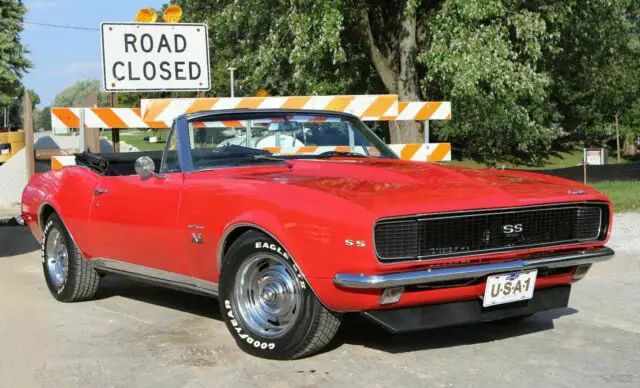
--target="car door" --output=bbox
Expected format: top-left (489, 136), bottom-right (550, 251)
top-left (88, 172), bottom-right (185, 273)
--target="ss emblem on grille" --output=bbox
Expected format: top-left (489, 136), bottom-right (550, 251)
top-left (345, 239), bottom-right (366, 247)
top-left (503, 224), bottom-right (523, 234)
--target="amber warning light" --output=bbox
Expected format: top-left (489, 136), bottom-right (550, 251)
top-left (135, 8), bottom-right (157, 23)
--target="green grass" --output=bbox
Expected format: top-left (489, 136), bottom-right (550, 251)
top-left (451, 149), bottom-right (633, 170)
top-left (591, 181), bottom-right (640, 212)
top-left (100, 129), bottom-right (167, 151)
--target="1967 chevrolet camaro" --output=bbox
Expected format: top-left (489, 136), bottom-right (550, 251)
top-left (21, 109), bottom-right (614, 359)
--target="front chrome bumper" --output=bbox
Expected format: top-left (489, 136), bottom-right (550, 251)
top-left (334, 247), bottom-right (614, 289)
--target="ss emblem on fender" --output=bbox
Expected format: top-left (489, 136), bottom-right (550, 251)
top-left (345, 239), bottom-right (366, 247)
top-left (503, 224), bottom-right (523, 234)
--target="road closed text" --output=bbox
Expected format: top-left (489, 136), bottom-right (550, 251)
top-left (101, 23), bottom-right (210, 91)
top-left (111, 34), bottom-right (202, 82)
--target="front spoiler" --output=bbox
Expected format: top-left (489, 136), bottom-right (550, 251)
top-left (363, 285), bottom-right (571, 333)
top-left (334, 247), bottom-right (614, 289)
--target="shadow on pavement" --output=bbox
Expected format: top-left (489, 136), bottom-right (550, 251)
top-left (94, 272), bottom-right (578, 355)
top-left (0, 226), bottom-right (40, 257)
top-left (96, 275), bottom-right (221, 320)
top-left (332, 307), bottom-right (577, 354)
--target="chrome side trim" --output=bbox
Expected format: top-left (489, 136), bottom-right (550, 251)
top-left (334, 247), bottom-right (614, 289)
top-left (90, 258), bottom-right (219, 296)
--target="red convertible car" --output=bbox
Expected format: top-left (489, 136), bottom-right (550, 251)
top-left (21, 109), bottom-right (614, 359)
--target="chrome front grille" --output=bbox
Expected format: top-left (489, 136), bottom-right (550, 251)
top-left (374, 203), bottom-right (609, 262)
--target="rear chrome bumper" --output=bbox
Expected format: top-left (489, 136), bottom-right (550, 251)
top-left (334, 247), bottom-right (614, 289)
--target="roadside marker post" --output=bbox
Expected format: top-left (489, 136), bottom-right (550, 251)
top-left (23, 93), bottom-right (35, 178)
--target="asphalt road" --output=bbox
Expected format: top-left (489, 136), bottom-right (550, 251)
top-left (1, 214), bottom-right (638, 387)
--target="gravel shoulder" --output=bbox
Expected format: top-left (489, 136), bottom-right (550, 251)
top-left (0, 213), bottom-right (638, 387)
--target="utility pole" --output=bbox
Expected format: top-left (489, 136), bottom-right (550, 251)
top-left (228, 67), bottom-right (236, 97)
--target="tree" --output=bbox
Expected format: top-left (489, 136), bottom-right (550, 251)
top-left (36, 106), bottom-right (51, 131)
top-left (52, 79), bottom-right (110, 107)
top-left (173, 0), bottom-right (639, 163)
top-left (0, 0), bottom-right (32, 107)
top-left (550, 0), bottom-right (640, 159)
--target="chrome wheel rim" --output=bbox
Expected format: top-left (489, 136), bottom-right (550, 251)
top-left (234, 254), bottom-right (302, 338)
top-left (45, 228), bottom-right (69, 287)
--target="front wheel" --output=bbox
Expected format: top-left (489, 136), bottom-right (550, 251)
top-left (219, 231), bottom-right (341, 359)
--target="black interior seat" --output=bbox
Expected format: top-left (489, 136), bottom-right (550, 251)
top-left (75, 151), bottom-right (163, 176)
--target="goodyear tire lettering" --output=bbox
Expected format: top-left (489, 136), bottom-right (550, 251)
top-left (224, 299), bottom-right (275, 350)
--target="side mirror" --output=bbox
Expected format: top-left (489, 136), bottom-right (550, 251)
top-left (135, 156), bottom-right (156, 179)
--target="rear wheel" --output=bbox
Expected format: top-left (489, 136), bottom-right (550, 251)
top-left (42, 214), bottom-right (100, 302)
top-left (219, 230), bottom-right (341, 359)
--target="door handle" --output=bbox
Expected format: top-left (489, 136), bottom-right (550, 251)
top-left (93, 188), bottom-right (109, 196)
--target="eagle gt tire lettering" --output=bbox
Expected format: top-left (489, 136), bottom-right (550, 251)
top-left (219, 230), bottom-right (341, 359)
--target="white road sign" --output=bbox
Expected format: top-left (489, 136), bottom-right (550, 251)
top-left (101, 22), bottom-right (210, 92)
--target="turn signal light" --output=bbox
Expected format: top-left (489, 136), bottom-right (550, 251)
top-left (135, 8), bottom-right (158, 23)
top-left (573, 264), bottom-right (592, 280)
top-left (163, 4), bottom-right (183, 23)
top-left (380, 287), bottom-right (404, 305)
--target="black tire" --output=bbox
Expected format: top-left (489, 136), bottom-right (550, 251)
top-left (219, 230), bottom-right (341, 359)
top-left (41, 214), bottom-right (100, 302)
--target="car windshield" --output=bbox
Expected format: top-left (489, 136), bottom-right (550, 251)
top-left (186, 113), bottom-right (396, 171)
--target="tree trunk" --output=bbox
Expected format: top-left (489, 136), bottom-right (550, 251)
top-left (358, 3), bottom-right (423, 144)
top-left (393, 10), bottom-right (422, 143)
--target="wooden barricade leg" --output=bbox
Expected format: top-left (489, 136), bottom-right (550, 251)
top-left (23, 93), bottom-right (35, 177)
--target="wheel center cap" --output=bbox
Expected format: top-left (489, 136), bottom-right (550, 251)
top-left (262, 286), bottom-right (278, 302)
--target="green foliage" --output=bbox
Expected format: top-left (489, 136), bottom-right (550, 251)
top-left (52, 79), bottom-right (110, 107)
top-left (553, 0), bottom-right (640, 130)
top-left (36, 106), bottom-right (51, 131)
top-left (420, 0), bottom-right (567, 164)
top-left (0, 0), bottom-right (32, 107)
top-left (132, 1), bottom-right (640, 163)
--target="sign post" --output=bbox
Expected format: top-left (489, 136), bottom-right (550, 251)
top-left (100, 22), bottom-right (211, 92)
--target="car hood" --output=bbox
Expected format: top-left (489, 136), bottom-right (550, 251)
top-left (235, 158), bottom-right (607, 218)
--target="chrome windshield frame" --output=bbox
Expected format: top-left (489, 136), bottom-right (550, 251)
top-left (172, 109), bottom-right (398, 173)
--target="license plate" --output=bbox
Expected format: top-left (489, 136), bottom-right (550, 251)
top-left (483, 270), bottom-right (537, 307)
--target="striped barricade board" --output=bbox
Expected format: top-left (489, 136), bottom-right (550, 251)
top-left (387, 143), bottom-right (452, 162)
top-left (51, 96), bottom-right (452, 131)
top-left (50, 142), bottom-right (451, 170)
top-left (141, 95), bottom-right (400, 126)
top-left (51, 107), bottom-right (167, 130)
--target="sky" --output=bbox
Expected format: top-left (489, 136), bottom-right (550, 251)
top-left (21, 0), bottom-right (166, 107)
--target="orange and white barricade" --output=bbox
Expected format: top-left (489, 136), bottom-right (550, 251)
top-left (50, 94), bottom-right (453, 163)
top-left (387, 143), bottom-right (451, 162)
top-left (140, 95), bottom-right (399, 126)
